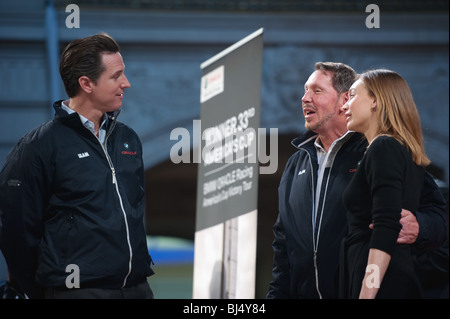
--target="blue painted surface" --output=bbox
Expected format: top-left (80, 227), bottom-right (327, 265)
top-left (147, 236), bottom-right (195, 265)
top-left (150, 248), bottom-right (194, 265)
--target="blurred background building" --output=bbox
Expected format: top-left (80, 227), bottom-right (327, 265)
top-left (0, 0), bottom-right (448, 298)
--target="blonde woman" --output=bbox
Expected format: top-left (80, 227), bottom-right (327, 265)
top-left (340, 69), bottom-right (430, 299)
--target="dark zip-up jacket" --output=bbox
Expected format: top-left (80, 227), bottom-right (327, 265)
top-left (0, 101), bottom-right (154, 298)
top-left (267, 130), bottom-right (447, 299)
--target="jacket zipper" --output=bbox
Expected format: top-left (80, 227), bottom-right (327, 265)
top-left (95, 117), bottom-right (133, 288)
top-left (307, 134), bottom-right (349, 299)
top-left (111, 166), bottom-right (133, 287)
top-left (297, 135), bottom-right (324, 298)
top-left (307, 152), bottom-right (323, 299)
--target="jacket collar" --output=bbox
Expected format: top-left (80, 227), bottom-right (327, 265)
top-left (291, 130), bottom-right (358, 150)
top-left (291, 130), bottom-right (318, 149)
top-left (52, 100), bottom-right (121, 128)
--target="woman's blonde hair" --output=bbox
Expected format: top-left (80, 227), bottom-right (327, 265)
top-left (359, 69), bottom-right (430, 166)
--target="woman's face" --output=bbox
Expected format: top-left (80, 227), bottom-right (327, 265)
top-left (342, 79), bottom-right (377, 136)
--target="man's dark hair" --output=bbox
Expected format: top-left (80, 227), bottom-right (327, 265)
top-left (315, 62), bottom-right (357, 94)
top-left (59, 32), bottom-right (120, 98)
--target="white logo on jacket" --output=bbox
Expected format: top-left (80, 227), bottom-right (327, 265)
top-left (77, 152), bottom-right (90, 159)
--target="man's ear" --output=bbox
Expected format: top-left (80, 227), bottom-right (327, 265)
top-left (338, 91), bottom-right (349, 111)
top-left (78, 76), bottom-right (94, 94)
top-left (342, 91), bottom-right (350, 103)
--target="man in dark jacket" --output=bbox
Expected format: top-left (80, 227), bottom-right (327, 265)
top-left (267, 62), bottom-right (448, 299)
top-left (0, 33), bottom-right (154, 298)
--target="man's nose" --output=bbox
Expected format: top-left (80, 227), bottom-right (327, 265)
top-left (301, 91), bottom-right (310, 104)
top-left (122, 74), bottom-right (131, 88)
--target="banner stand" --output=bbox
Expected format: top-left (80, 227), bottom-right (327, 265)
top-left (193, 28), bottom-right (264, 299)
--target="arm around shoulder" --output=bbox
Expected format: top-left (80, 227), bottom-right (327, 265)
top-left (414, 171), bottom-right (448, 249)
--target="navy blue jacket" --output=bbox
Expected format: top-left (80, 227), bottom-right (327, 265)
top-left (0, 101), bottom-right (154, 298)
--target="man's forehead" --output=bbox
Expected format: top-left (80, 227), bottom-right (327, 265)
top-left (101, 52), bottom-right (125, 69)
top-left (305, 70), bottom-right (332, 86)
